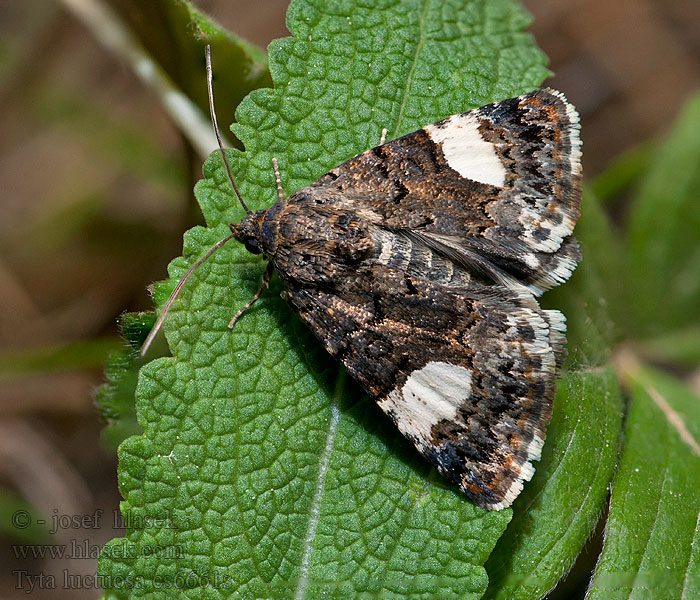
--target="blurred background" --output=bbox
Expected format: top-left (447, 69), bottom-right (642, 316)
top-left (0, 0), bottom-right (698, 597)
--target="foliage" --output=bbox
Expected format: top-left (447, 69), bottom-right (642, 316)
top-left (98, 312), bottom-right (166, 450)
top-left (108, 0), bottom-right (270, 147)
top-left (97, 1), bottom-right (700, 598)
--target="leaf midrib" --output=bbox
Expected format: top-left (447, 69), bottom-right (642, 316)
top-left (631, 452), bottom-right (670, 596)
top-left (294, 368), bottom-right (345, 599)
top-left (390, 0), bottom-right (430, 139)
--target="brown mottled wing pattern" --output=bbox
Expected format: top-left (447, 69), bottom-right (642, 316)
top-left (309, 88), bottom-right (582, 296)
top-left (284, 245), bottom-right (560, 509)
top-left (260, 89), bottom-right (581, 509)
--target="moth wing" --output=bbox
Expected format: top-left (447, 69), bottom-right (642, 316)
top-left (285, 256), bottom-right (561, 510)
top-left (307, 88), bottom-right (582, 295)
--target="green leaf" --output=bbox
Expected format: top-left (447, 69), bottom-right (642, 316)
top-left (97, 313), bottom-right (170, 451)
top-left (625, 91), bottom-right (700, 338)
top-left (99, 0), bottom-right (551, 597)
top-left (588, 361), bottom-right (700, 600)
top-left (109, 0), bottom-right (271, 147)
top-left (483, 368), bottom-right (623, 600)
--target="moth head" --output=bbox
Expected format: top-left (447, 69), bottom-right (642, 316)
top-left (229, 211), bottom-right (267, 256)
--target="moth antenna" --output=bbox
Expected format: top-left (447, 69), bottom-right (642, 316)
top-left (141, 231), bottom-right (238, 356)
top-left (271, 158), bottom-right (285, 203)
top-left (379, 128), bottom-right (388, 145)
top-left (206, 45), bottom-right (249, 213)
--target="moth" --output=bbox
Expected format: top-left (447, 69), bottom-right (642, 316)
top-left (145, 54), bottom-right (582, 510)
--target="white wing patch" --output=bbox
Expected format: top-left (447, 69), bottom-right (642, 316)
top-left (381, 361), bottom-right (472, 442)
top-left (425, 114), bottom-right (506, 187)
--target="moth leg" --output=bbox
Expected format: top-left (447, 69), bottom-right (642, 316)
top-left (229, 262), bottom-right (274, 328)
top-left (379, 128), bottom-right (388, 145)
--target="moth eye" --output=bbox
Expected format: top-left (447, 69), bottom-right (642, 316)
top-left (244, 238), bottom-right (261, 254)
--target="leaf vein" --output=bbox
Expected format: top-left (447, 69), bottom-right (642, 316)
top-left (294, 369), bottom-right (344, 600)
top-left (646, 383), bottom-right (700, 456)
top-left (629, 442), bottom-right (671, 598)
top-left (681, 507), bottom-right (700, 600)
top-left (391, 0), bottom-right (430, 138)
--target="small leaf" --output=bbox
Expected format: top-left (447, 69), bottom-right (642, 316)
top-left (625, 91), bottom-right (700, 338)
top-left (108, 0), bottom-right (271, 146)
top-left (97, 313), bottom-right (168, 450)
top-left (588, 360), bottom-right (700, 600)
top-left (484, 368), bottom-right (623, 600)
top-left (99, 0), bottom-right (551, 597)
